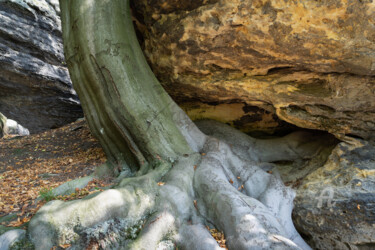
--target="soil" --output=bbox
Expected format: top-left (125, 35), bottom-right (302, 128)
top-left (0, 119), bottom-right (107, 224)
top-left (0, 119), bottom-right (228, 249)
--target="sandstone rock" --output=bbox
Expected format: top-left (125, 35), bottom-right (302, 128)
top-left (131, 3), bottom-right (375, 248)
top-left (292, 139), bottom-right (375, 249)
top-left (133, 0), bottom-right (375, 139)
top-left (0, 0), bottom-right (82, 134)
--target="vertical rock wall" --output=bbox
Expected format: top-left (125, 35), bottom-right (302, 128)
top-left (0, 0), bottom-right (82, 133)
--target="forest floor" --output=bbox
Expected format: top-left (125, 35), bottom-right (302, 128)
top-left (0, 119), bottom-right (110, 229)
top-left (0, 120), bottom-right (228, 249)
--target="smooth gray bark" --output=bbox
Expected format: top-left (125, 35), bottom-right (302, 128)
top-left (27, 1), bottom-right (321, 249)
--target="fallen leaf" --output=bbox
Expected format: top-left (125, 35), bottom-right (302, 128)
top-left (59, 244), bottom-right (71, 249)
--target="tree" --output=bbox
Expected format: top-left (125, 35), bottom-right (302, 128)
top-left (29, 1), bottom-right (323, 249)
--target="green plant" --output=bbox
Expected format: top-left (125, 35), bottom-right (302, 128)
top-left (10, 238), bottom-right (35, 250)
top-left (39, 187), bottom-right (55, 202)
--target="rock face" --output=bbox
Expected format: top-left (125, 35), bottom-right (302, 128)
top-left (0, 0), bottom-right (82, 134)
top-left (292, 139), bottom-right (375, 249)
top-left (133, 0), bottom-right (375, 139)
top-left (131, 1), bottom-right (375, 248)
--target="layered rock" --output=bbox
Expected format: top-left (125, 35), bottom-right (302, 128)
top-left (131, 1), bottom-right (375, 248)
top-left (0, 0), bottom-right (82, 133)
top-left (133, 0), bottom-right (375, 139)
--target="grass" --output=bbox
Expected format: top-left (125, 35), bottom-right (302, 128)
top-left (39, 187), bottom-right (56, 202)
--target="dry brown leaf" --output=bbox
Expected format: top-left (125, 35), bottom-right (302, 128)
top-left (59, 244), bottom-right (71, 249)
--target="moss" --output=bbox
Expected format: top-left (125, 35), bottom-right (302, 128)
top-left (10, 238), bottom-right (35, 250)
top-left (0, 214), bottom-right (19, 234)
top-left (71, 217), bottom-right (147, 249)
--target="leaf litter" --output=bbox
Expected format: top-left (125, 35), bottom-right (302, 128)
top-left (1, 120), bottom-right (228, 249)
top-left (0, 119), bottom-right (110, 227)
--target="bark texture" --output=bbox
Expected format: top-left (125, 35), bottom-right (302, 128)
top-left (28, 1), bottom-right (323, 249)
top-left (60, 0), bottom-right (195, 170)
top-left (132, 0), bottom-right (375, 139)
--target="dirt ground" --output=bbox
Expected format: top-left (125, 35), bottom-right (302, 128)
top-left (0, 118), bottom-right (231, 249)
top-left (0, 119), bottom-right (108, 226)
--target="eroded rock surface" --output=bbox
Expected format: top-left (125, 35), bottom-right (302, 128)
top-left (133, 0), bottom-right (375, 139)
top-left (0, 0), bottom-right (82, 133)
top-left (292, 139), bottom-right (375, 249)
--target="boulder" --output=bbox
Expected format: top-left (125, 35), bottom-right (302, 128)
top-left (291, 139), bottom-right (375, 249)
top-left (131, 1), bottom-right (375, 248)
top-left (5, 119), bottom-right (29, 136)
top-left (0, 0), bottom-right (82, 134)
top-left (132, 0), bottom-right (375, 139)
top-left (0, 112), bottom-right (29, 137)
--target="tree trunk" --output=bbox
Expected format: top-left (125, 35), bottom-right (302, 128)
top-left (28, 1), bottom-right (323, 249)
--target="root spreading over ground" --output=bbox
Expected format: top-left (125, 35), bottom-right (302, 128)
top-left (28, 118), bottom-right (328, 250)
top-left (34, 1), bottom-right (333, 248)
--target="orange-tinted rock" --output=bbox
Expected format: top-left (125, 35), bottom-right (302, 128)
top-left (133, 0), bottom-right (375, 139)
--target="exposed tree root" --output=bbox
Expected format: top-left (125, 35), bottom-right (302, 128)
top-left (26, 120), bottom-right (327, 250)
top-left (44, 1), bottom-right (331, 248)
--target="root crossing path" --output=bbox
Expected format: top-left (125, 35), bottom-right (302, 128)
top-left (29, 119), bottom-right (322, 250)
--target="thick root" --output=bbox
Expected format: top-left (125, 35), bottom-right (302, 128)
top-left (28, 121), bottom-right (318, 249)
top-left (196, 119), bottom-right (330, 162)
top-left (194, 137), bottom-right (310, 249)
top-left (29, 164), bottom-right (171, 249)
